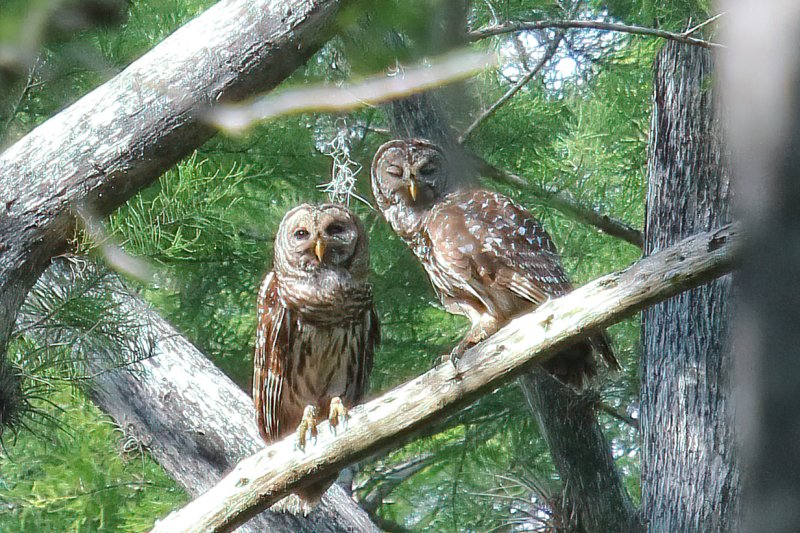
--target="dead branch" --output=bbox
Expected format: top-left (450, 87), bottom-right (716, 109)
top-left (208, 51), bottom-right (497, 133)
top-left (467, 18), bottom-right (724, 49)
top-left (151, 223), bottom-right (738, 533)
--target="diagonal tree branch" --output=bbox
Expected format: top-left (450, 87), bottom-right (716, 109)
top-left (467, 18), bottom-right (724, 49)
top-left (151, 223), bottom-right (739, 533)
top-left (0, 0), bottom-right (343, 389)
top-left (473, 157), bottom-right (645, 248)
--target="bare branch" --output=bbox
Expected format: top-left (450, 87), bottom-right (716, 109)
top-left (467, 19), bottom-right (725, 49)
top-left (473, 159), bottom-right (644, 248)
top-left (459, 35), bottom-right (563, 143)
top-left (597, 401), bottom-right (639, 430)
top-left (208, 51), bottom-right (498, 134)
top-left (151, 224), bottom-right (738, 533)
top-left (684, 13), bottom-right (726, 37)
top-left (359, 453), bottom-right (436, 513)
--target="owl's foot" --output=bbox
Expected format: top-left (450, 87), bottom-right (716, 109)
top-left (328, 397), bottom-right (349, 435)
top-left (440, 338), bottom-right (474, 367)
top-left (295, 405), bottom-right (318, 451)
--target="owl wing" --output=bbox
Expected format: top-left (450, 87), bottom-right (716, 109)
top-left (252, 272), bottom-right (289, 443)
top-left (343, 303), bottom-right (380, 406)
top-left (428, 189), bottom-right (619, 370)
top-left (428, 189), bottom-right (572, 310)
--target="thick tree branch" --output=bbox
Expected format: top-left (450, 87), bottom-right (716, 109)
top-left (0, 0), bottom-right (342, 368)
top-left (467, 19), bottom-right (724, 49)
top-left (152, 223), bottom-right (738, 533)
top-left (28, 262), bottom-right (378, 533)
top-left (521, 370), bottom-right (642, 532)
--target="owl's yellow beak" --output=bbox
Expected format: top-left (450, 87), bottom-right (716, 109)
top-left (408, 180), bottom-right (418, 202)
top-left (314, 238), bottom-right (326, 262)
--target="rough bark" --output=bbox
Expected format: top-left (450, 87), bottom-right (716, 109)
top-left (521, 370), bottom-right (642, 532)
top-left (641, 41), bottom-right (738, 532)
top-left (722, 3), bottom-right (800, 532)
top-left (0, 0), bottom-right (343, 367)
top-left (29, 262), bottom-right (378, 533)
top-left (152, 224), bottom-right (739, 533)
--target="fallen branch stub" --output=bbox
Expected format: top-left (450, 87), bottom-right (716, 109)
top-left (151, 224), bottom-right (739, 533)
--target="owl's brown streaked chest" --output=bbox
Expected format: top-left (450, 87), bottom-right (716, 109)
top-left (283, 315), bottom-right (364, 406)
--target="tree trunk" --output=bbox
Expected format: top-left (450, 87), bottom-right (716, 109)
top-left (641, 41), bottom-right (738, 532)
top-left (0, 0), bottom-right (342, 390)
top-left (152, 225), bottom-right (738, 533)
top-left (26, 262), bottom-right (378, 533)
top-left (722, 3), bottom-right (800, 532)
top-left (521, 370), bottom-right (642, 532)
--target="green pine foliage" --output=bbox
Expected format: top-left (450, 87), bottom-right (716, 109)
top-left (0, 386), bottom-right (186, 532)
top-left (0, 0), bottom-right (694, 529)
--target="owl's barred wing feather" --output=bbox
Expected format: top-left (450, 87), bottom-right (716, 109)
top-left (427, 190), bottom-right (619, 373)
top-left (428, 190), bottom-right (572, 305)
top-left (253, 272), bottom-right (288, 443)
top-left (345, 306), bottom-right (380, 406)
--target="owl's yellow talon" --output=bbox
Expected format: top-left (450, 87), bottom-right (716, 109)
top-left (329, 397), bottom-right (349, 435)
top-left (295, 405), bottom-right (318, 450)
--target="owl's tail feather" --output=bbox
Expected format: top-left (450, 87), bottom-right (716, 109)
top-left (543, 330), bottom-right (619, 388)
top-left (270, 473), bottom-right (337, 516)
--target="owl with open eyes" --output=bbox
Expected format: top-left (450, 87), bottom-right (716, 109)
top-left (370, 139), bottom-right (618, 386)
top-left (253, 203), bottom-right (379, 513)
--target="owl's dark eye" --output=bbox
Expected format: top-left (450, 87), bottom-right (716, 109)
top-left (294, 228), bottom-right (310, 239)
top-left (419, 162), bottom-right (437, 176)
top-left (387, 165), bottom-right (403, 177)
top-left (326, 223), bottom-right (347, 236)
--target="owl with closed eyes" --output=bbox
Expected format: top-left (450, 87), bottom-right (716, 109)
top-left (253, 203), bottom-right (379, 513)
top-left (371, 139), bottom-right (618, 386)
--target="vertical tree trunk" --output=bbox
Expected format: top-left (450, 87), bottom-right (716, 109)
top-left (384, 8), bottom-right (640, 531)
top-left (641, 41), bottom-right (738, 532)
top-left (521, 370), bottom-right (642, 533)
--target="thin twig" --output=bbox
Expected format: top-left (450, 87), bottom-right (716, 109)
top-left (459, 35), bottom-right (563, 143)
top-left (0, 60), bottom-right (39, 145)
top-left (597, 401), bottom-right (639, 430)
top-left (683, 12), bottom-right (725, 37)
top-left (467, 19), bottom-right (725, 49)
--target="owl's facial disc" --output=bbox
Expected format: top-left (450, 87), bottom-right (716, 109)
top-left (316, 216), bottom-right (359, 267)
top-left (406, 154), bottom-right (442, 207)
top-left (275, 204), bottom-right (364, 276)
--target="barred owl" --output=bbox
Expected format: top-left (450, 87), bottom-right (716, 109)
top-left (371, 139), bottom-right (618, 386)
top-left (253, 203), bottom-right (379, 513)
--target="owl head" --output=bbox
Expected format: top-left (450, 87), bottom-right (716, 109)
top-left (273, 203), bottom-right (369, 280)
top-left (371, 139), bottom-right (449, 239)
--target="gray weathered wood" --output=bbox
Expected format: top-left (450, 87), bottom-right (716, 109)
top-left (641, 41), bottom-right (738, 532)
top-left (31, 262), bottom-right (378, 533)
top-left (152, 223), bottom-right (739, 533)
top-left (0, 0), bottom-right (343, 373)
